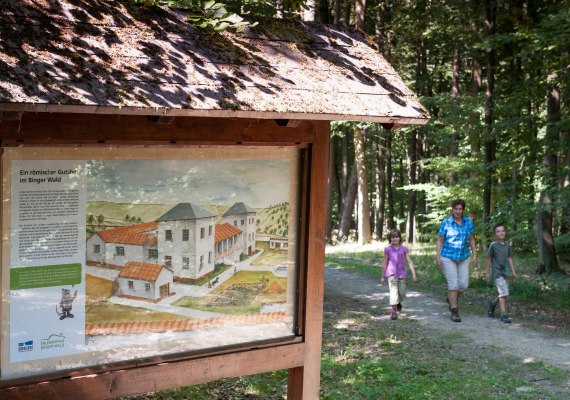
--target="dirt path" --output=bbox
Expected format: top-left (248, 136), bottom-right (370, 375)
top-left (325, 266), bottom-right (570, 374)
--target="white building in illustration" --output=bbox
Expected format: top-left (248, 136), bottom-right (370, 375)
top-left (86, 202), bottom-right (256, 284)
top-left (155, 203), bottom-right (217, 281)
top-left (117, 261), bottom-right (174, 302)
top-left (221, 202), bottom-right (256, 256)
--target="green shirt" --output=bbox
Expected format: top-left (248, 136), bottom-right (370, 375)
top-left (487, 241), bottom-right (513, 281)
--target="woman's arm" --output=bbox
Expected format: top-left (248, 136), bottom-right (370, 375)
top-left (469, 234), bottom-right (477, 269)
top-left (436, 235), bottom-right (444, 270)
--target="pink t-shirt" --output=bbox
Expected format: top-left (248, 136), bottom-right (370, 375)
top-left (383, 245), bottom-right (409, 279)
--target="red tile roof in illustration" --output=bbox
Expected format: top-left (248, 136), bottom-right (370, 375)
top-left (85, 311), bottom-right (287, 336)
top-left (119, 261), bottom-right (165, 281)
top-left (97, 222), bottom-right (158, 246)
top-left (215, 223), bottom-right (242, 243)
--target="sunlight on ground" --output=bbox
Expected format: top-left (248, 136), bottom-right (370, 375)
top-left (326, 241), bottom-right (385, 254)
top-left (326, 240), bottom-right (434, 255)
top-left (334, 319), bottom-right (357, 329)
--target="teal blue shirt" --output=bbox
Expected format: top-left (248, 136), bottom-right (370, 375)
top-left (438, 215), bottom-right (475, 261)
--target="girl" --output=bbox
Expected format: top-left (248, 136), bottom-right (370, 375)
top-left (381, 229), bottom-right (417, 320)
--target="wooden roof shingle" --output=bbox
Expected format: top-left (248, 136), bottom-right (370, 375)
top-left (0, 0), bottom-right (429, 124)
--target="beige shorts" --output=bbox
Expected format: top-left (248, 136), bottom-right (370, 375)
top-left (388, 276), bottom-right (406, 305)
top-left (494, 276), bottom-right (509, 297)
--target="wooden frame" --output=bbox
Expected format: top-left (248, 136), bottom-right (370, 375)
top-left (0, 113), bottom-right (330, 399)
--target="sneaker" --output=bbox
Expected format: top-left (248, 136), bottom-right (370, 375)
top-left (390, 310), bottom-right (398, 320)
top-left (450, 307), bottom-right (462, 322)
top-left (397, 303), bottom-right (402, 312)
top-left (500, 314), bottom-right (511, 324)
top-left (487, 299), bottom-right (497, 318)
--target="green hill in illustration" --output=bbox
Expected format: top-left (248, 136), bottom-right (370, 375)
top-left (256, 203), bottom-right (289, 237)
top-left (86, 201), bottom-right (290, 236)
top-left (87, 201), bottom-right (173, 227)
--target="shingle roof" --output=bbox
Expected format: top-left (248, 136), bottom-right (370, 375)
top-left (119, 261), bottom-right (167, 282)
top-left (156, 203), bottom-right (215, 222)
top-left (0, 0), bottom-right (429, 124)
top-left (222, 202), bottom-right (255, 217)
top-left (97, 222), bottom-right (158, 245)
top-left (215, 223), bottom-right (242, 243)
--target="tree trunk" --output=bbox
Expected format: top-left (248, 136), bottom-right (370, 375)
top-left (386, 130), bottom-right (395, 229)
top-left (375, 1), bottom-right (385, 55)
top-left (483, 0), bottom-right (496, 225)
top-left (354, 127), bottom-right (372, 244)
top-left (333, 0), bottom-right (341, 24)
top-left (338, 160), bottom-right (358, 242)
top-left (537, 74), bottom-right (561, 274)
top-left (450, 47), bottom-right (460, 185)
top-left (398, 157), bottom-right (405, 232)
top-left (355, 0), bottom-right (366, 29)
top-left (469, 59), bottom-right (482, 166)
top-left (316, 0), bottom-right (329, 23)
top-left (406, 129), bottom-right (418, 243)
top-left (374, 132), bottom-right (386, 239)
top-left (340, 126), bottom-right (349, 213)
top-left (326, 134), bottom-right (336, 242)
top-left (343, 0), bottom-right (352, 24)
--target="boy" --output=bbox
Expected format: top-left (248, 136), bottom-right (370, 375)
top-left (486, 224), bottom-right (518, 323)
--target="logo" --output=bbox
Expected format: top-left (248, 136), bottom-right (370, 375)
top-left (41, 333), bottom-right (65, 350)
top-left (18, 340), bottom-right (34, 352)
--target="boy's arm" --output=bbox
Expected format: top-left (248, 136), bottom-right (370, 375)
top-left (508, 257), bottom-right (517, 278)
top-left (485, 256), bottom-right (492, 283)
top-left (406, 253), bottom-right (417, 282)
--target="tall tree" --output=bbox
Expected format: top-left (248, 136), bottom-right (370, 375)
top-left (483, 0), bottom-right (497, 225)
top-left (354, 127), bottom-right (372, 244)
top-left (338, 160), bottom-right (358, 241)
top-left (355, 0), bottom-right (366, 29)
top-left (406, 129), bottom-right (418, 243)
top-left (537, 73), bottom-right (561, 274)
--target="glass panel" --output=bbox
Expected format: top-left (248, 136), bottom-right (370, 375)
top-left (1, 146), bottom-right (301, 380)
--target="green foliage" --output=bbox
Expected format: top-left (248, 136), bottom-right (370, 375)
top-left (131, 0), bottom-right (257, 31)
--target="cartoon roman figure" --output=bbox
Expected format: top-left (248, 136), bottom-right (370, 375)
top-left (56, 288), bottom-right (78, 320)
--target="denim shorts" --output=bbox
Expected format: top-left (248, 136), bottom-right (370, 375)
top-left (440, 256), bottom-right (469, 291)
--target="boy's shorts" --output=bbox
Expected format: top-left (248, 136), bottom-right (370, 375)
top-left (494, 276), bottom-right (509, 297)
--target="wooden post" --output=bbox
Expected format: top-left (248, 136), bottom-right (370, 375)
top-left (287, 121), bottom-right (329, 399)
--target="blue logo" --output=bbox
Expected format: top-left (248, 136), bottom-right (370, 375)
top-left (18, 340), bottom-right (33, 352)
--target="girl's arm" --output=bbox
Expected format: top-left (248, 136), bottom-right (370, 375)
top-left (381, 254), bottom-right (388, 284)
top-left (406, 253), bottom-right (417, 282)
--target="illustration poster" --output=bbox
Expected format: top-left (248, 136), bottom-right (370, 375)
top-left (1, 147), bottom-right (300, 380)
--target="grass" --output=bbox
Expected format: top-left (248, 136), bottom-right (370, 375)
top-left (119, 242), bottom-right (570, 399)
top-left (123, 290), bottom-right (567, 400)
top-left (251, 241), bottom-right (289, 266)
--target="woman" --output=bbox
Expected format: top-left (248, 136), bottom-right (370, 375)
top-left (436, 199), bottom-right (477, 322)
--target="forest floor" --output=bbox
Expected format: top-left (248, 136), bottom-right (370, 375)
top-left (324, 265), bottom-right (570, 397)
